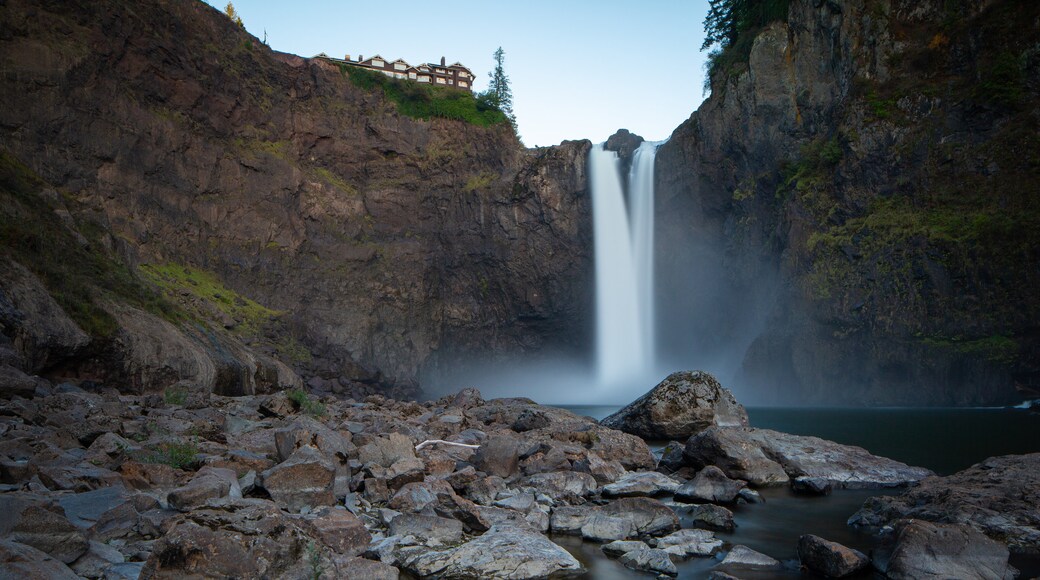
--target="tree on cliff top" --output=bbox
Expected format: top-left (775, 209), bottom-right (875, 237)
top-left (481, 47), bottom-right (517, 131)
top-left (702, 0), bottom-right (790, 50)
top-left (224, 1), bottom-right (244, 28)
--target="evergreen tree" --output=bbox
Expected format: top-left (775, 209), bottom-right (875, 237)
top-left (224, 1), bottom-right (244, 28)
top-left (702, 0), bottom-right (789, 51)
top-left (485, 47), bottom-right (516, 130)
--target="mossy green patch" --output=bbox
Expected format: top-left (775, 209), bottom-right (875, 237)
top-left (348, 67), bottom-right (510, 127)
top-left (312, 167), bottom-right (358, 195)
top-left (0, 150), bottom-right (179, 338)
top-left (139, 263), bottom-right (282, 335)
top-left (287, 388), bottom-right (326, 417)
top-left (920, 334), bottom-right (1019, 363)
top-left (463, 172), bottom-right (495, 193)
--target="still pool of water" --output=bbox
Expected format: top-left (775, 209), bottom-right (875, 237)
top-left (554, 405), bottom-right (1040, 578)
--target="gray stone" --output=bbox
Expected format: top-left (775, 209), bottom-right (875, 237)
top-left (331, 556), bottom-right (400, 580)
top-left (674, 465), bottom-right (746, 503)
top-left (655, 528), bottom-right (723, 558)
top-left (471, 435), bottom-right (520, 479)
top-left (718, 545), bottom-right (782, 570)
top-left (70, 540), bottom-right (125, 578)
top-left (850, 453), bottom-right (1040, 553)
top-left (792, 475), bottom-right (833, 495)
top-left (260, 445), bottom-right (336, 512)
top-left (684, 427), bottom-right (789, 486)
top-left (882, 520), bottom-right (1016, 580)
top-left (103, 562), bottom-right (146, 580)
top-left (167, 466), bottom-right (240, 511)
top-left (57, 486), bottom-right (138, 541)
top-left (493, 491), bottom-right (535, 512)
top-left (517, 471), bottom-right (597, 502)
top-left (601, 371), bottom-right (749, 440)
top-left (798, 534), bottom-right (869, 578)
top-left (581, 513), bottom-right (636, 542)
top-left (602, 470), bottom-right (681, 498)
top-left (0, 539), bottom-right (79, 579)
top-left (389, 513), bottom-right (464, 546)
top-left (618, 547), bottom-right (678, 576)
top-left (358, 432), bottom-right (414, 469)
top-left (602, 540), bottom-right (649, 557)
top-left (597, 497), bottom-right (680, 537)
top-left (0, 495), bottom-right (88, 564)
top-left (401, 525), bottom-right (583, 579)
top-left (676, 503), bottom-right (735, 532)
top-left (304, 507), bottom-right (371, 557)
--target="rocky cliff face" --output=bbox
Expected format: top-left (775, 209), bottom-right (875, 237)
top-left (0, 0), bottom-right (592, 396)
top-left (656, 0), bottom-right (1040, 404)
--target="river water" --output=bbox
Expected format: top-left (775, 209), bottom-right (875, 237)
top-left (557, 405), bottom-right (1040, 579)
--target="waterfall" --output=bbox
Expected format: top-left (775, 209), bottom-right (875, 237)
top-left (588, 141), bottom-right (660, 390)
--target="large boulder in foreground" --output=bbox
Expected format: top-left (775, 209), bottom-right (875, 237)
top-left (685, 427), bottom-right (931, 488)
top-left (849, 453), bottom-right (1040, 553)
top-left (878, 520), bottom-right (1016, 580)
top-left (601, 371), bottom-right (748, 440)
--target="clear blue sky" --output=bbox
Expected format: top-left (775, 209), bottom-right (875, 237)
top-left (203, 0), bottom-right (711, 146)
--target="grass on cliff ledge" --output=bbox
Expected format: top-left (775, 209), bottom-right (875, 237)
top-left (0, 150), bottom-right (178, 338)
top-left (347, 67), bottom-right (509, 128)
top-left (139, 263), bottom-right (282, 336)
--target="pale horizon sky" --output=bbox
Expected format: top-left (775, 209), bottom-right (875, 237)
top-left (203, 0), bottom-right (712, 147)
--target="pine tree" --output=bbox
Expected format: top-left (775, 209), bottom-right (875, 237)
top-left (224, 1), bottom-right (244, 28)
top-left (485, 47), bottom-right (516, 130)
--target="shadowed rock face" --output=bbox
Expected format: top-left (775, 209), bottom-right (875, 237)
top-left (654, 0), bottom-right (1040, 405)
top-left (0, 0), bottom-right (592, 395)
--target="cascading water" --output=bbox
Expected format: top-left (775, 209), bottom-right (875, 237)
top-left (588, 141), bottom-right (661, 393)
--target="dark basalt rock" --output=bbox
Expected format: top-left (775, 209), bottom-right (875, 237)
top-left (877, 520), bottom-right (1016, 580)
top-left (797, 534), bottom-right (869, 578)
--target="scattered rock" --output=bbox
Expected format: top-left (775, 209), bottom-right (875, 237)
top-left (684, 427), bottom-right (789, 486)
top-left (601, 371), bottom-right (749, 440)
top-left (798, 534), bottom-right (869, 578)
top-left (402, 525), bottom-right (583, 579)
top-left (718, 545), bottom-right (782, 570)
top-left (618, 547), bottom-right (678, 576)
top-left (581, 513), bottom-right (636, 542)
top-left (880, 520), bottom-right (1016, 580)
top-left (655, 528), bottom-right (724, 558)
top-left (471, 435), bottom-right (521, 479)
top-left (167, 466), bottom-right (240, 511)
top-left (0, 495), bottom-right (88, 563)
top-left (792, 476), bottom-right (832, 496)
top-left (304, 507), bottom-right (371, 556)
top-left (597, 497), bottom-right (680, 537)
top-left (331, 556), bottom-right (400, 579)
top-left (518, 471), bottom-right (597, 503)
top-left (849, 453), bottom-right (1040, 552)
top-left (260, 445), bottom-right (336, 512)
top-left (674, 465), bottom-right (746, 503)
top-left (602, 470), bottom-right (681, 497)
top-left (0, 538), bottom-right (79, 579)
top-left (675, 503), bottom-right (736, 532)
top-left (602, 540), bottom-right (649, 557)
top-left (388, 513), bottom-right (464, 546)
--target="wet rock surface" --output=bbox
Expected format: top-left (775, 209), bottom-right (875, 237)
top-left (850, 453), bottom-right (1040, 553)
top-left (798, 534), bottom-right (869, 578)
top-left (878, 520), bottom-right (1017, 580)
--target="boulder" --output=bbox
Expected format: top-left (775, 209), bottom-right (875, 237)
top-left (0, 495), bottom-right (88, 564)
top-left (389, 480), bottom-right (489, 532)
top-left (686, 427), bottom-right (931, 488)
top-left (656, 440), bottom-right (687, 474)
top-left (331, 556), bottom-right (400, 580)
top-left (675, 503), bottom-right (735, 532)
top-left (602, 540), bottom-right (650, 557)
top-left (797, 534), bottom-right (869, 578)
top-left (357, 432), bottom-right (413, 469)
top-left (601, 371), bottom-right (748, 440)
top-left (517, 471), bottom-right (597, 503)
top-left (304, 507), bottom-right (371, 556)
top-left (401, 525), bottom-right (583, 579)
top-left (471, 435), bottom-right (520, 479)
top-left (57, 485), bottom-right (139, 541)
top-left (597, 497), bottom-right (680, 537)
top-left (141, 500), bottom-right (313, 578)
top-left (684, 427), bottom-right (789, 486)
top-left (654, 528), bottom-right (724, 558)
top-left (718, 545), bottom-right (782, 570)
top-left (792, 476), bottom-right (832, 496)
top-left (581, 513), bottom-right (636, 542)
top-left (388, 513), bottom-right (464, 546)
top-left (0, 365), bottom-right (39, 400)
top-left (0, 539), bottom-right (79, 580)
top-left (69, 539), bottom-right (126, 578)
top-left (618, 548), bottom-right (678, 576)
top-left (881, 520), bottom-right (1016, 580)
top-left (674, 465), bottom-right (746, 503)
top-left (602, 470), bottom-right (681, 498)
top-left (260, 445), bottom-right (336, 512)
top-left (167, 466), bottom-right (240, 511)
top-left (849, 453), bottom-right (1040, 553)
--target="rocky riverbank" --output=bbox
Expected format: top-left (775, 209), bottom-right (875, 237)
top-left (0, 371), bottom-right (1032, 579)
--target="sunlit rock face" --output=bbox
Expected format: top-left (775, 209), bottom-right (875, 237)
top-left (655, 0), bottom-right (1040, 405)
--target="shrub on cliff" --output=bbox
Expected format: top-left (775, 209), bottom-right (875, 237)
top-left (348, 67), bottom-right (510, 128)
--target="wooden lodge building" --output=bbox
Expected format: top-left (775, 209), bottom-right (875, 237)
top-left (315, 53), bottom-right (475, 91)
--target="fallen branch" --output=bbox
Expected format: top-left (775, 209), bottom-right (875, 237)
top-left (415, 439), bottom-right (480, 452)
